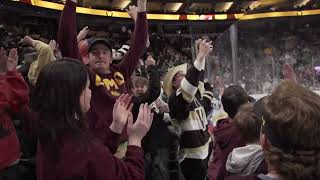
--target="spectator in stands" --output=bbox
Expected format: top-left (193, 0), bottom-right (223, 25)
top-left (0, 48), bottom-right (29, 179)
top-left (31, 58), bottom-right (153, 180)
top-left (207, 85), bottom-right (248, 180)
top-left (57, 0), bottom-right (148, 144)
top-left (226, 81), bottom-right (320, 180)
top-left (223, 103), bottom-right (268, 179)
top-left (130, 55), bottom-right (175, 180)
top-left (165, 39), bottom-right (213, 180)
top-left (21, 36), bottom-right (55, 86)
top-left (131, 55), bottom-right (160, 112)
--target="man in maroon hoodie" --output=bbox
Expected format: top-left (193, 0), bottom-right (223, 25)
top-left (207, 85), bottom-right (248, 180)
top-left (57, 0), bottom-right (148, 143)
top-left (0, 48), bottom-right (29, 178)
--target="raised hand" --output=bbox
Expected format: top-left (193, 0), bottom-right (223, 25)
top-left (55, 44), bottom-right (63, 60)
top-left (49, 40), bottom-right (57, 52)
top-left (198, 39), bottom-right (213, 57)
top-left (110, 94), bottom-right (133, 134)
top-left (146, 34), bottom-right (150, 48)
top-left (7, 48), bottom-right (18, 72)
top-left (127, 103), bottom-right (154, 147)
top-left (145, 55), bottom-right (156, 67)
top-left (77, 26), bottom-right (89, 43)
top-left (194, 39), bottom-right (201, 55)
top-left (22, 36), bottom-right (35, 46)
top-left (283, 63), bottom-right (296, 82)
top-left (126, 5), bottom-right (138, 22)
top-left (0, 48), bottom-right (8, 72)
top-left (137, 0), bottom-right (147, 12)
top-left (194, 39), bottom-right (212, 70)
top-left (195, 39), bottom-right (202, 50)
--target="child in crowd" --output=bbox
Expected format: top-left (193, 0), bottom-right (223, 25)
top-left (208, 85), bottom-right (248, 180)
top-left (224, 103), bottom-right (268, 178)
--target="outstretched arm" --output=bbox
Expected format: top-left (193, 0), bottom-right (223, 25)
top-left (22, 36), bottom-right (55, 86)
top-left (169, 40), bottom-right (212, 121)
top-left (0, 48), bottom-right (29, 113)
top-left (58, 0), bottom-right (80, 59)
top-left (116, 1), bottom-right (148, 77)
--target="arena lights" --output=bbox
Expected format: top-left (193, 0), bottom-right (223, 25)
top-left (215, 2), bottom-right (234, 12)
top-left (161, 3), bottom-right (183, 13)
top-left (241, 9), bottom-right (320, 20)
top-left (13, 0), bottom-right (320, 21)
top-left (294, 0), bottom-right (311, 8)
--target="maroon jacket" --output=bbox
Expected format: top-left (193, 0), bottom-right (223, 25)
top-left (0, 71), bottom-right (29, 170)
top-left (36, 130), bottom-right (145, 180)
top-left (58, 0), bottom-right (148, 143)
top-left (207, 118), bottom-right (246, 180)
top-left (22, 94), bottom-right (146, 180)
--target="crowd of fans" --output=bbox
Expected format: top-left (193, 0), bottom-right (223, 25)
top-left (1, 1), bottom-right (320, 180)
top-left (2, 3), bottom-right (320, 97)
top-left (202, 21), bottom-right (320, 95)
top-left (236, 26), bottom-right (320, 94)
top-left (0, 17), bottom-right (194, 77)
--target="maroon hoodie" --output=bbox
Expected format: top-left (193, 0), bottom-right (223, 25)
top-left (0, 71), bottom-right (29, 170)
top-left (207, 118), bottom-right (246, 180)
top-left (58, 0), bottom-right (148, 143)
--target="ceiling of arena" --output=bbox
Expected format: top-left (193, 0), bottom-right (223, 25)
top-left (49, 0), bottom-right (320, 14)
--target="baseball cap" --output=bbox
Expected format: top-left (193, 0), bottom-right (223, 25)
top-left (78, 37), bottom-right (112, 64)
top-left (87, 37), bottom-right (112, 53)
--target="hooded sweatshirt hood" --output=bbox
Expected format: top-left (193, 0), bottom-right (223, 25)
top-left (226, 144), bottom-right (264, 176)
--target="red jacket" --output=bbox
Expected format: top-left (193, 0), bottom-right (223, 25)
top-left (207, 118), bottom-right (246, 180)
top-left (0, 71), bottom-right (29, 170)
top-left (58, 0), bottom-right (148, 143)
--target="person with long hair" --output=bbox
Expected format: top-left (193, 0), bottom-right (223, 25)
top-left (31, 58), bottom-right (153, 180)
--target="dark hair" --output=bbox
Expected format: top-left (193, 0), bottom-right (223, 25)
top-left (31, 58), bottom-right (89, 153)
top-left (263, 81), bottom-right (320, 180)
top-left (248, 96), bottom-right (256, 103)
top-left (234, 103), bottom-right (261, 144)
top-left (132, 76), bottom-right (148, 87)
top-left (221, 85), bottom-right (249, 119)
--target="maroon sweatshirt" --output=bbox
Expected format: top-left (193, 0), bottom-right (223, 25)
top-left (58, 0), bottom-right (148, 143)
top-left (207, 118), bottom-right (246, 180)
top-left (0, 71), bottom-right (29, 170)
top-left (22, 103), bottom-right (145, 180)
top-left (36, 131), bottom-right (145, 180)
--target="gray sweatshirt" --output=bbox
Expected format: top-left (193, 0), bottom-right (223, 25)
top-left (226, 144), bottom-right (264, 175)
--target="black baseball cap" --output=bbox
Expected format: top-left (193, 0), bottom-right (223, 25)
top-left (87, 37), bottom-right (112, 53)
